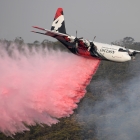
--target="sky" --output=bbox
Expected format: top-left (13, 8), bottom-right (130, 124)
top-left (0, 0), bottom-right (140, 44)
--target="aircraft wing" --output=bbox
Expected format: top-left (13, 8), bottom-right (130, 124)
top-left (32, 26), bottom-right (68, 40)
top-left (129, 49), bottom-right (140, 53)
top-left (127, 48), bottom-right (140, 57)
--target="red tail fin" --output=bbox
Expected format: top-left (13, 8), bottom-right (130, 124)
top-left (51, 8), bottom-right (66, 34)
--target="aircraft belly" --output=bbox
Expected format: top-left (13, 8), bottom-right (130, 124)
top-left (106, 52), bottom-right (131, 62)
top-left (102, 51), bottom-right (120, 61)
top-left (77, 48), bottom-right (91, 56)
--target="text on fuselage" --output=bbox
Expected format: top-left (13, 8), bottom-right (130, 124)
top-left (100, 48), bottom-right (115, 54)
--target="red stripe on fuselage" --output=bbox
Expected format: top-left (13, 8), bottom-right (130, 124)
top-left (78, 49), bottom-right (91, 56)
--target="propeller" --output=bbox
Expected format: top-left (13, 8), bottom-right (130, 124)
top-left (125, 48), bottom-right (133, 58)
top-left (74, 30), bottom-right (83, 48)
top-left (129, 51), bottom-right (137, 60)
top-left (125, 47), bottom-right (137, 60)
top-left (89, 36), bottom-right (96, 47)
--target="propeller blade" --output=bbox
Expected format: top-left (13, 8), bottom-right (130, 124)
top-left (74, 30), bottom-right (83, 48)
top-left (93, 36), bottom-right (96, 42)
top-left (76, 42), bottom-right (78, 48)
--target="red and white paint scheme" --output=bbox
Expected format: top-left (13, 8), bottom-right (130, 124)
top-left (32, 8), bottom-right (140, 62)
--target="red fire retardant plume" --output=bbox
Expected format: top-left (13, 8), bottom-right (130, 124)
top-left (0, 42), bottom-right (100, 136)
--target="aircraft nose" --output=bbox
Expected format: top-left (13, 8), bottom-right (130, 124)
top-left (124, 54), bottom-right (131, 61)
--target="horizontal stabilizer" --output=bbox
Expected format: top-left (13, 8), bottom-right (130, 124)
top-left (32, 26), bottom-right (68, 38)
top-left (32, 26), bottom-right (47, 31)
top-left (45, 29), bottom-right (67, 37)
top-left (31, 31), bottom-right (46, 35)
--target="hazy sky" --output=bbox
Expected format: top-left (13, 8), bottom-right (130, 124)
top-left (0, 0), bottom-right (140, 44)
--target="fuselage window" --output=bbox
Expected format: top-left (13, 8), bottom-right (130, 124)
top-left (118, 48), bottom-right (127, 52)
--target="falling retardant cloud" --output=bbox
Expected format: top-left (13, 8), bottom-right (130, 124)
top-left (0, 40), bottom-right (100, 136)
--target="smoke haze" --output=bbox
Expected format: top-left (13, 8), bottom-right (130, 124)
top-left (0, 40), bottom-right (100, 136)
top-left (77, 56), bottom-right (140, 140)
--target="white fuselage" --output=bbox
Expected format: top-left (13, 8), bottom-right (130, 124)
top-left (94, 42), bottom-right (131, 62)
top-left (67, 35), bottom-right (131, 62)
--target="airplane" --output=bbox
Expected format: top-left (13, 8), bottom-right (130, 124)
top-left (32, 8), bottom-right (140, 62)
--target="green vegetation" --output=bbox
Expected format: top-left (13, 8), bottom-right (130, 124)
top-left (0, 37), bottom-right (140, 140)
top-left (1, 117), bottom-right (81, 140)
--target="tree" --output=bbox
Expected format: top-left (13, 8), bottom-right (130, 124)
top-left (122, 37), bottom-right (134, 46)
top-left (111, 37), bottom-right (135, 48)
top-left (33, 40), bottom-right (40, 46)
top-left (14, 37), bottom-right (24, 44)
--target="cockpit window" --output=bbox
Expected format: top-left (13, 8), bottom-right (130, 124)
top-left (118, 48), bottom-right (127, 52)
